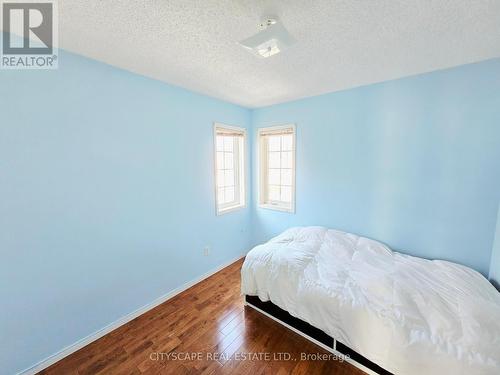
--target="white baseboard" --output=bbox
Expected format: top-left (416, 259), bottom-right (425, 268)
top-left (18, 254), bottom-right (245, 375)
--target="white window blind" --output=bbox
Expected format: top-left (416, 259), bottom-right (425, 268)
top-left (258, 125), bottom-right (296, 213)
top-left (214, 124), bottom-right (246, 215)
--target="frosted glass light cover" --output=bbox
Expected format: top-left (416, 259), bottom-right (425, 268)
top-left (239, 22), bottom-right (296, 58)
top-left (257, 39), bottom-right (281, 58)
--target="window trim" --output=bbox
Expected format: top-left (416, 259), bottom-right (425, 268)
top-left (258, 124), bottom-right (296, 213)
top-left (213, 123), bottom-right (247, 215)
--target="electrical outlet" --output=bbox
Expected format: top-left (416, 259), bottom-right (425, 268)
top-left (203, 246), bottom-right (210, 256)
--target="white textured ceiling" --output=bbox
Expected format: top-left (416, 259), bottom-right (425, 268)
top-left (58, 0), bottom-right (500, 107)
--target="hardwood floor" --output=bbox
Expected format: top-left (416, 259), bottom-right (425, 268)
top-left (41, 258), bottom-right (365, 375)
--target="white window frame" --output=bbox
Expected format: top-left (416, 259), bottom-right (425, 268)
top-left (213, 123), bottom-right (246, 215)
top-left (258, 124), bottom-right (296, 213)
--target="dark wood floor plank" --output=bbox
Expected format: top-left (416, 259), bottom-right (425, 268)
top-left (40, 257), bottom-right (365, 375)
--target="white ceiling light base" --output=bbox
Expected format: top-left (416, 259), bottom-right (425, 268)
top-left (239, 16), bottom-right (296, 58)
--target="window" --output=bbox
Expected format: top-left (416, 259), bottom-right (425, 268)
top-left (258, 124), bottom-right (296, 212)
top-left (214, 124), bottom-right (246, 215)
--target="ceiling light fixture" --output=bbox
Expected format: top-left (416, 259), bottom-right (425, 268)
top-left (239, 16), bottom-right (296, 58)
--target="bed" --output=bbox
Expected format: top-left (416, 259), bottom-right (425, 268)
top-left (241, 226), bottom-right (500, 375)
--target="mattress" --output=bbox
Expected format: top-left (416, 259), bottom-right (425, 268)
top-left (241, 226), bottom-right (500, 375)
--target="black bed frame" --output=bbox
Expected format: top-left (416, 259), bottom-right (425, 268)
top-left (245, 295), bottom-right (393, 375)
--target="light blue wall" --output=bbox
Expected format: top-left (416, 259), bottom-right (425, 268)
top-left (0, 48), bottom-right (251, 374)
top-left (251, 59), bottom-right (500, 277)
top-left (489, 204), bottom-right (500, 290)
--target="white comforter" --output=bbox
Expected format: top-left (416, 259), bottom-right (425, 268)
top-left (241, 227), bottom-right (500, 375)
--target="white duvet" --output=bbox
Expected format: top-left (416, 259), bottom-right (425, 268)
top-left (241, 227), bottom-right (500, 375)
